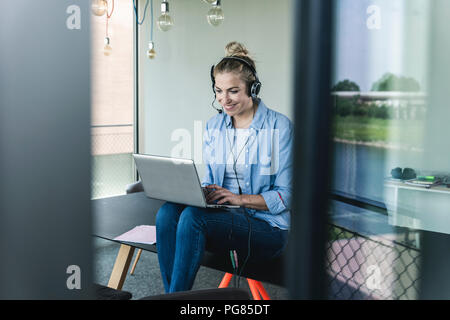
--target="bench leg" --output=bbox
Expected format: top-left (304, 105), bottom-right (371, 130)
top-left (247, 279), bottom-right (262, 300)
top-left (219, 273), bottom-right (271, 300)
top-left (255, 281), bottom-right (271, 300)
top-left (130, 248), bottom-right (142, 275)
top-left (247, 278), bottom-right (271, 300)
top-left (218, 273), bottom-right (233, 288)
top-left (107, 244), bottom-right (135, 290)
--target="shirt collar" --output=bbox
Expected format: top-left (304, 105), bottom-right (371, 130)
top-left (224, 99), bottom-right (268, 131)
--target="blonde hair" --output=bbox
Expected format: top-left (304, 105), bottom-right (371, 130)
top-left (213, 41), bottom-right (257, 87)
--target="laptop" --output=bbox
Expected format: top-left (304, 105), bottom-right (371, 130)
top-left (133, 154), bottom-right (240, 209)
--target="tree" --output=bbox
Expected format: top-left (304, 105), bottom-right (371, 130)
top-left (331, 79), bottom-right (360, 92)
top-left (335, 97), bottom-right (354, 117)
top-left (371, 73), bottom-right (421, 92)
top-left (367, 104), bottom-right (390, 119)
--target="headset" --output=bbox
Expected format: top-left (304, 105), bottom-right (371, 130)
top-left (210, 56), bottom-right (262, 114)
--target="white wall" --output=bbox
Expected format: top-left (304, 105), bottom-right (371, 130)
top-left (138, 0), bottom-right (294, 177)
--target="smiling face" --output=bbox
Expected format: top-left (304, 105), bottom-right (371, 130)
top-left (214, 72), bottom-right (254, 117)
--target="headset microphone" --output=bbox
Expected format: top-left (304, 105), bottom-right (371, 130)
top-left (211, 97), bottom-right (223, 114)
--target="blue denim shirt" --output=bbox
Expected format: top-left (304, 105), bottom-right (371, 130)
top-left (201, 99), bottom-right (293, 230)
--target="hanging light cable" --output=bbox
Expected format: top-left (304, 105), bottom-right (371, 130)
top-left (103, 0), bottom-right (115, 56)
top-left (132, 0), bottom-right (150, 25)
top-left (147, 0), bottom-right (156, 59)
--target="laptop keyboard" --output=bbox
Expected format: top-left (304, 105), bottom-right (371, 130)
top-left (202, 187), bottom-right (232, 205)
top-left (202, 187), bottom-right (214, 204)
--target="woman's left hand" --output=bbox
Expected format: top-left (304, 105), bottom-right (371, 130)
top-left (205, 184), bottom-right (244, 206)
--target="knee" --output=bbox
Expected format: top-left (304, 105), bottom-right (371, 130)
top-left (178, 206), bottom-right (206, 229)
top-left (156, 202), bottom-right (184, 230)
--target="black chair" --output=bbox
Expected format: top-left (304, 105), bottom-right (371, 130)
top-left (126, 180), bottom-right (144, 194)
top-left (140, 287), bottom-right (250, 300)
top-left (94, 283), bottom-right (133, 300)
top-left (93, 283), bottom-right (250, 300)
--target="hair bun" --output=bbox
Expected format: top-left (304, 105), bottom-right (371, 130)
top-left (225, 41), bottom-right (250, 58)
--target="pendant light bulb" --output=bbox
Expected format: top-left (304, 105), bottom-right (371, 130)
top-left (92, 0), bottom-right (108, 16)
top-left (207, 0), bottom-right (224, 27)
top-left (157, 1), bottom-right (174, 32)
top-left (103, 37), bottom-right (112, 56)
top-left (147, 42), bottom-right (156, 59)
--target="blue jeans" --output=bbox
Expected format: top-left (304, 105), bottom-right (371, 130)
top-left (155, 202), bottom-right (288, 293)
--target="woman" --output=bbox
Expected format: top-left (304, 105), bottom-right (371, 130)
top-left (156, 42), bottom-right (293, 293)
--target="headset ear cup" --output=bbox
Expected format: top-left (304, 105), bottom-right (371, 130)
top-left (251, 81), bottom-right (261, 99)
top-left (255, 81), bottom-right (261, 96)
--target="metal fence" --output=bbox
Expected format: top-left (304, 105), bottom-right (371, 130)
top-left (326, 223), bottom-right (421, 300)
top-left (91, 124), bottom-right (135, 199)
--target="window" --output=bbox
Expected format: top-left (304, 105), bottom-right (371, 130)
top-left (328, 0), bottom-right (450, 299)
top-left (90, 0), bottom-right (135, 199)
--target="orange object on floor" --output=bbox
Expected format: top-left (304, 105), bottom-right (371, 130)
top-left (218, 273), bottom-right (271, 300)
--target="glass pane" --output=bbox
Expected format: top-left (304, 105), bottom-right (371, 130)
top-left (328, 0), bottom-right (440, 299)
top-left (90, 0), bottom-right (135, 199)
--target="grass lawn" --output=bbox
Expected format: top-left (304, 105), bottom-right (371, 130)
top-left (333, 116), bottom-right (425, 147)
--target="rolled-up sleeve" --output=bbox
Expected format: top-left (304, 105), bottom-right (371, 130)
top-left (260, 119), bottom-right (293, 215)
